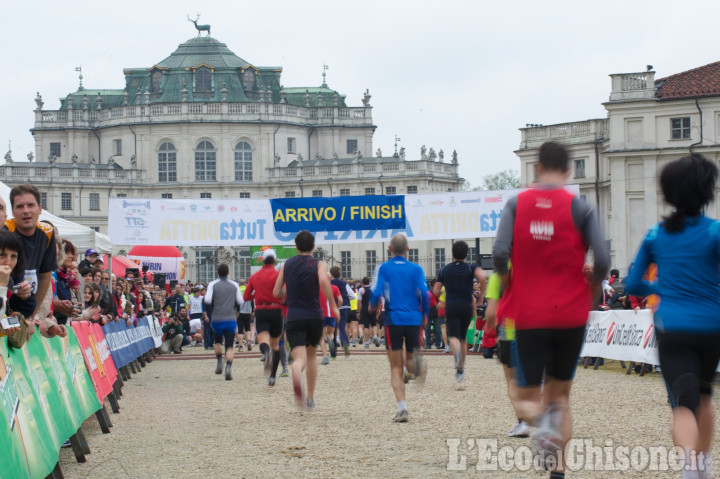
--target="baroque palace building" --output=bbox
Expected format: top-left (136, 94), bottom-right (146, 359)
top-left (4, 31), bottom-right (466, 283)
top-left (516, 62), bottom-right (720, 273)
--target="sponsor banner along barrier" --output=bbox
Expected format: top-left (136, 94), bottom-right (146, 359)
top-left (582, 310), bottom-right (720, 371)
top-left (101, 317), bottom-right (155, 369)
top-left (107, 188), bottom-right (578, 246)
top-left (0, 329), bottom-right (101, 479)
top-left (147, 315), bottom-right (164, 348)
top-left (71, 321), bottom-right (118, 403)
top-left (581, 310), bottom-right (658, 365)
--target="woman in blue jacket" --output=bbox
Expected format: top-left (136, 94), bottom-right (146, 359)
top-left (626, 153), bottom-right (719, 479)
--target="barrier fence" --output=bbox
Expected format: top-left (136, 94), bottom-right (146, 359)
top-left (0, 317), bottom-right (158, 479)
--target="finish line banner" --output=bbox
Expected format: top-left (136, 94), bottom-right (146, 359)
top-left (270, 195), bottom-right (405, 233)
top-left (108, 188), bottom-right (578, 246)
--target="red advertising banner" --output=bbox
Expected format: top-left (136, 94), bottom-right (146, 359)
top-left (70, 321), bottom-right (118, 403)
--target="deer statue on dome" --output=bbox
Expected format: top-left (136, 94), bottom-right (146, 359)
top-left (187, 14), bottom-right (211, 36)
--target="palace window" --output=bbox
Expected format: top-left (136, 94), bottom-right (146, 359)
top-left (574, 159), bottom-right (586, 178)
top-left (50, 142), bottom-right (61, 158)
top-left (408, 248), bottom-right (419, 264)
top-left (89, 193), bottom-right (100, 211)
top-left (341, 251), bottom-right (352, 279)
top-left (671, 117), bottom-right (691, 139)
top-left (366, 250), bottom-right (377, 278)
top-left (242, 69), bottom-right (255, 91)
top-left (312, 190), bottom-right (322, 197)
top-left (287, 138), bottom-right (296, 154)
top-left (40, 192), bottom-right (47, 209)
top-left (158, 142), bottom-right (177, 182)
top-left (385, 186), bottom-right (396, 195)
top-left (434, 248), bottom-right (446, 276)
top-left (200, 192), bottom-right (212, 199)
top-left (234, 141), bottom-right (253, 181)
top-left (347, 139), bottom-right (358, 154)
top-left (407, 185), bottom-right (418, 194)
top-left (61, 193), bottom-right (72, 211)
top-left (365, 187), bottom-right (375, 196)
top-left (195, 67), bottom-right (212, 92)
top-left (113, 139), bottom-right (122, 156)
top-left (339, 188), bottom-right (350, 196)
top-left (239, 192), bottom-right (250, 198)
top-left (195, 141), bottom-right (217, 181)
top-left (285, 191), bottom-right (295, 198)
top-left (161, 193), bottom-right (173, 199)
top-left (151, 69), bottom-right (163, 93)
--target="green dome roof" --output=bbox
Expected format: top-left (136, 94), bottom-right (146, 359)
top-left (157, 37), bottom-right (251, 69)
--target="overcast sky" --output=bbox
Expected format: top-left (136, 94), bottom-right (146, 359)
top-left (3, 0), bottom-right (720, 188)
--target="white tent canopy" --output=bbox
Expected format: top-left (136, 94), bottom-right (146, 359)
top-left (0, 181), bottom-right (112, 254)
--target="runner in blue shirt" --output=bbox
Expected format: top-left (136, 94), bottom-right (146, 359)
top-left (626, 153), bottom-right (720, 478)
top-left (369, 234), bottom-right (430, 423)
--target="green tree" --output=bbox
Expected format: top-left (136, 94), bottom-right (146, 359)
top-left (475, 169), bottom-right (520, 190)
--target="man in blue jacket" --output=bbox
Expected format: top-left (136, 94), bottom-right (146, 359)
top-left (370, 234), bottom-right (429, 423)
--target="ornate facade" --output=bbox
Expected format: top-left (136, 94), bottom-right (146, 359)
top-left (5, 34), bottom-right (466, 282)
top-left (516, 64), bottom-right (720, 272)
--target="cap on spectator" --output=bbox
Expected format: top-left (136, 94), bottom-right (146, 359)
top-left (262, 248), bottom-right (277, 260)
top-left (85, 249), bottom-right (98, 256)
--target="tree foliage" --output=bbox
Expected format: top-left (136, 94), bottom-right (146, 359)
top-left (475, 169), bottom-right (521, 191)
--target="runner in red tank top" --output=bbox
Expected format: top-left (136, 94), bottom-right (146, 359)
top-left (493, 141), bottom-right (609, 477)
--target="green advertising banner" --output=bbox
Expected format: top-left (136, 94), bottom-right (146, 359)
top-left (0, 327), bottom-right (102, 479)
top-left (249, 245), bottom-right (298, 267)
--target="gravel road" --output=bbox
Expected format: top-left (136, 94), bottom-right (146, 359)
top-left (59, 349), bottom-right (719, 478)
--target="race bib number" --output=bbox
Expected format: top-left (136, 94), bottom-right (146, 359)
top-left (24, 269), bottom-right (38, 294)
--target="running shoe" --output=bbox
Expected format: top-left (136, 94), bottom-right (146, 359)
top-left (321, 355), bottom-right (330, 365)
top-left (351, 340), bottom-right (357, 347)
top-left (280, 368), bottom-right (289, 377)
top-left (364, 342), bottom-right (370, 349)
top-left (414, 354), bottom-right (427, 385)
top-left (61, 439), bottom-right (72, 448)
top-left (329, 338), bottom-right (337, 358)
top-left (267, 376), bottom-right (276, 387)
top-left (343, 343), bottom-right (350, 356)
top-left (225, 364), bottom-right (233, 381)
top-left (190, 340), bottom-right (197, 347)
top-left (455, 368), bottom-right (465, 383)
top-left (393, 409), bottom-right (409, 423)
top-left (508, 421), bottom-right (530, 438)
top-left (374, 337), bottom-right (381, 347)
top-left (533, 412), bottom-right (563, 470)
top-left (260, 353), bottom-right (265, 362)
top-left (443, 345), bottom-right (451, 353)
top-left (305, 398), bottom-right (315, 410)
top-left (403, 370), bottom-right (412, 384)
top-left (247, 343), bottom-right (253, 351)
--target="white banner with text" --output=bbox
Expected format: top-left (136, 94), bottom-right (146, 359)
top-left (108, 187), bottom-right (579, 246)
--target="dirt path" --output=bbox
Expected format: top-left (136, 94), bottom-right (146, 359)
top-left (59, 349), bottom-right (719, 478)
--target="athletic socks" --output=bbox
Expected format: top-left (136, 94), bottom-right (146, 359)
top-left (549, 473), bottom-right (564, 479)
top-left (225, 361), bottom-right (233, 380)
top-left (259, 343), bottom-right (270, 356)
top-left (215, 354), bottom-right (223, 374)
top-left (271, 349), bottom-right (281, 378)
top-left (279, 344), bottom-right (288, 368)
top-left (397, 400), bottom-right (407, 412)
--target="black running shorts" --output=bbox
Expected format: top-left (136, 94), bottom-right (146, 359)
top-left (360, 311), bottom-right (376, 328)
top-left (445, 302), bottom-right (474, 340)
top-left (255, 308), bottom-right (284, 338)
top-left (656, 330), bottom-right (720, 413)
top-left (236, 313), bottom-right (252, 333)
top-left (285, 318), bottom-right (323, 349)
top-left (514, 326), bottom-right (586, 387)
top-left (384, 325), bottom-right (421, 352)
